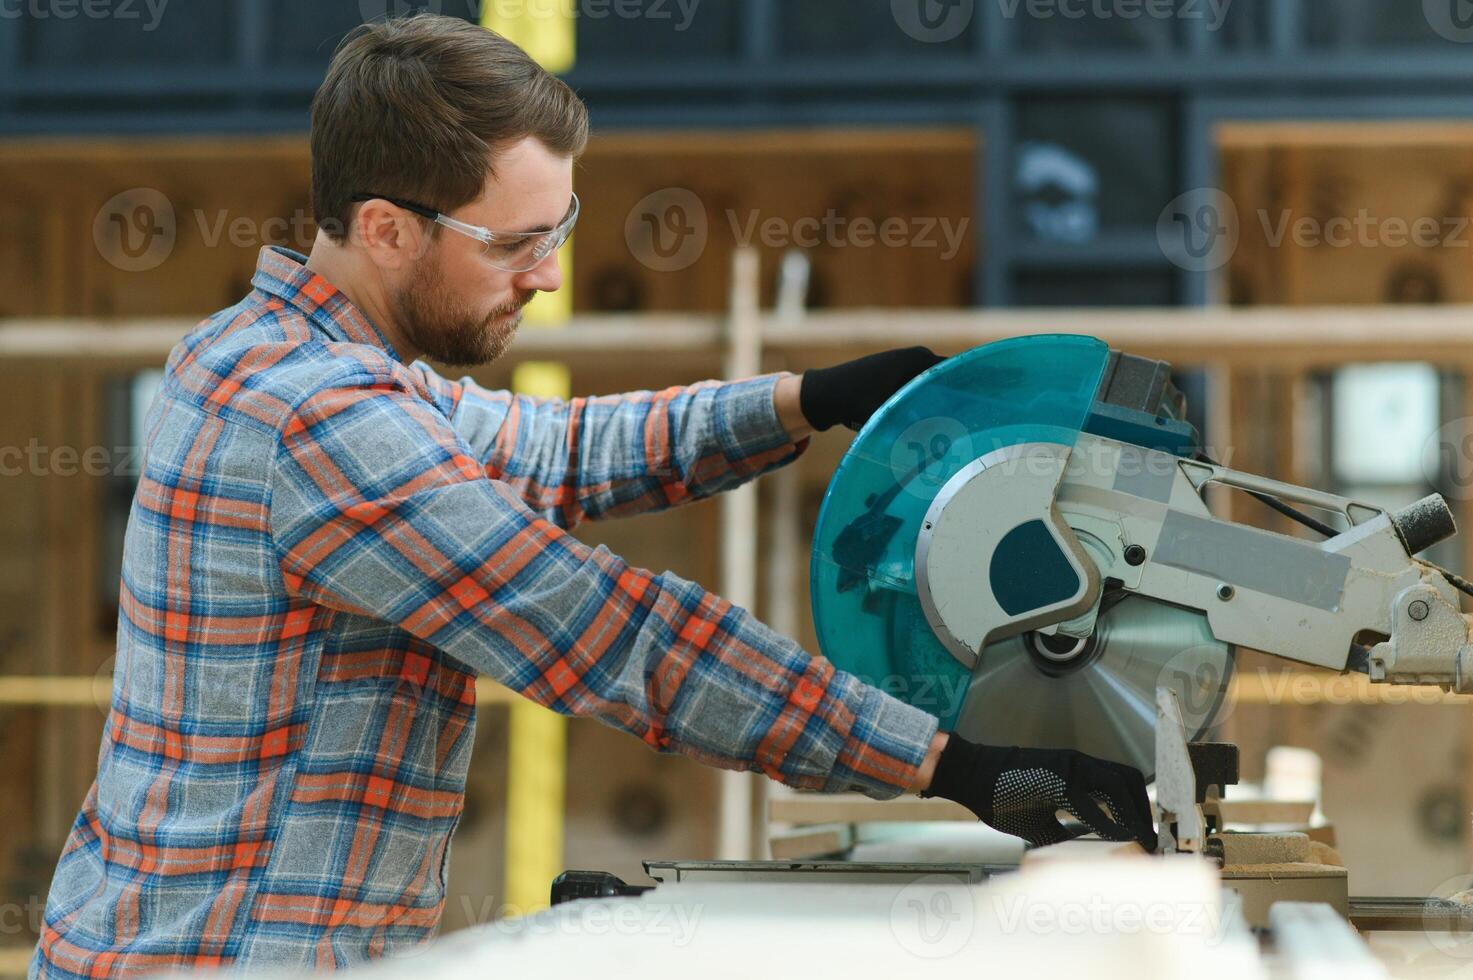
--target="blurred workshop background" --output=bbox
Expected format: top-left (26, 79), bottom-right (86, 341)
top-left (6, 0), bottom-right (1473, 969)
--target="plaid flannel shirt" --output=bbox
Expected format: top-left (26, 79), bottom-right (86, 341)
top-left (32, 246), bottom-right (939, 977)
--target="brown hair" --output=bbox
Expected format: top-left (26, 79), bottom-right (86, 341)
top-left (311, 14), bottom-right (588, 241)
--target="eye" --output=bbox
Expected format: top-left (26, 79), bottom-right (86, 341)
top-left (493, 238), bottom-right (537, 259)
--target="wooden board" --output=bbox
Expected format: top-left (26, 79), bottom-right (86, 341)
top-left (768, 792), bottom-right (973, 825)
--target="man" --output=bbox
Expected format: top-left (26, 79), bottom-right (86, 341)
top-left (32, 15), bottom-right (1153, 977)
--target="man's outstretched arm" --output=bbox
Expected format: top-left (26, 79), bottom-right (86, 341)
top-left (411, 365), bottom-right (809, 528)
top-left (268, 374), bottom-right (938, 798)
top-left (410, 347), bottom-right (943, 529)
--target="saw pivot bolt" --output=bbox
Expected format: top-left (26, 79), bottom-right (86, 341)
top-left (1123, 544), bottom-right (1146, 566)
top-left (1216, 584), bottom-right (1235, 602)
top-left (1408, 599), bottom-right (1430, 622)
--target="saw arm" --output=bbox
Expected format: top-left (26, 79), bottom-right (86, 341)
top-left (919, 431), bottom-right (1473, 692)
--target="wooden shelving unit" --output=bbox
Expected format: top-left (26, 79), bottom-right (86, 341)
top-left (10, 120), bottom-right (1473, 959)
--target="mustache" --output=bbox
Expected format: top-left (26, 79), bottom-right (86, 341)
top-left (492, 290), bottom-right (538, 317)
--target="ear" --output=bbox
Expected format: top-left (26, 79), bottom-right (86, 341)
top-left (352, 199), bottom-right (429, 272)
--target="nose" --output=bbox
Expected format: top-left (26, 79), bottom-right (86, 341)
top-left (514, 249), bottom-right (563, 293)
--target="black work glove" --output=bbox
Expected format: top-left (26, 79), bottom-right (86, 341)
top-left (920, 735), bottom-right (1157, 851)
top-left (799, 346), bottom-right (945, 432)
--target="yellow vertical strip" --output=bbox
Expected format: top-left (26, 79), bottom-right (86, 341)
top-left (482, 0), bottom-right (576, 74)
top-left (522, 239), bottom-right (573, 325)
top-left (484, 0), bottom-right (577, 919)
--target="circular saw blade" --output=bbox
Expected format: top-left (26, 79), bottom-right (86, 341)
top-left (809, 335), bottom-right (1117, 732)
top-left (952, 595), bottom-right (1234, 781)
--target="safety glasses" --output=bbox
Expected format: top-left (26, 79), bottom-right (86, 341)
top-left (349, 191), bottom-right (579, 272)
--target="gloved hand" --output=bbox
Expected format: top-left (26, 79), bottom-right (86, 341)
top-left (799, 347), bottom-right (945, 432)
top-left (920, 735), bottom-right (1157, 851)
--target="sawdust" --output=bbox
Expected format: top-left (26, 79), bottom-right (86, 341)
top-left (1308, 840), bottom-right (1343, 868)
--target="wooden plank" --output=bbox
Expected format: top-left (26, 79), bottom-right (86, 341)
top-left (12, 307), bottom-right (1473, 370)
top-left (1218, 120), bottom-right (1473, 149)
top-left (0, 135), bottom-right (308, 164)
top-left (768, 792), bottom-right (973, 825)
top-left (587, 128), bottom-right (977, 157)
top-left (1228, 670), bottom-right (1473, 706)
top-left (768, 824), bottom-right (854, 860)
top-left (1217, 800), bottom-right (1316, 826)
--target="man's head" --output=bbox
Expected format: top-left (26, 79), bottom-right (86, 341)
top-left (310, 15), bottom-right (588, 366)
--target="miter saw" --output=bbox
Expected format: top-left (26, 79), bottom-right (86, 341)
top-left (810, 333), bottom-right (1473, 788)
top-left (553, 335), bottom-right (1473, 944)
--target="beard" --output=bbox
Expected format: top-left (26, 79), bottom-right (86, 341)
top-left (393, 251), bottom-right (536, 368)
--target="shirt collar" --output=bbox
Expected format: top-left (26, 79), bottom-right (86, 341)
top-left (250, 246), bottom-right (400, 361)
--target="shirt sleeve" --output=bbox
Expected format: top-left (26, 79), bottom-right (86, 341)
top-left (410, 363), bottom-right (808, 529)
top-left (267, 378), bottom-right (938, 799)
